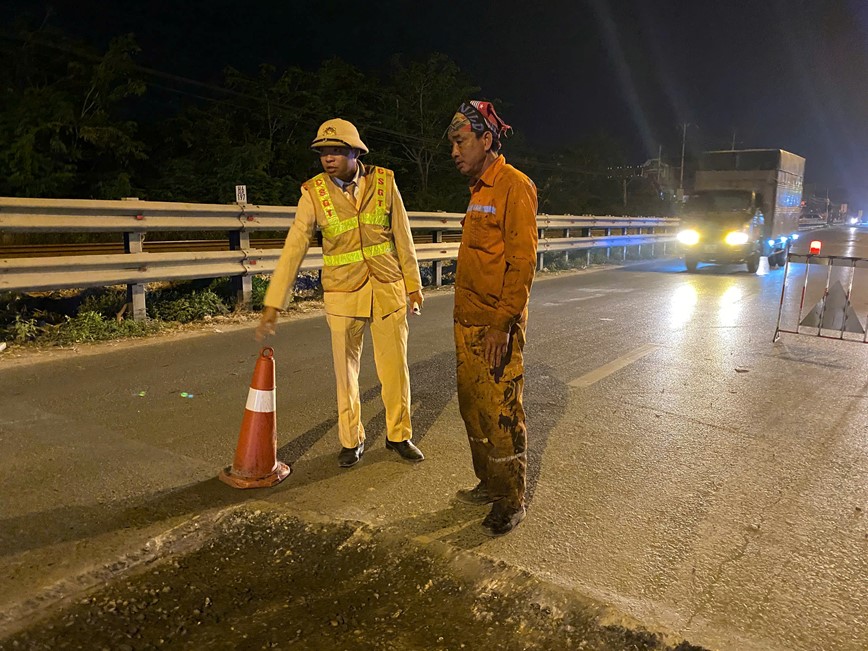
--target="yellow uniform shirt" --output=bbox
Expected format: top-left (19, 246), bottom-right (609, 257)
top-left (264, 164), bottom-right (422, 318)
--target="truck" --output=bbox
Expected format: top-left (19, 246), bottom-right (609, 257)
top-left (677, 149), bottom-right (805, 273)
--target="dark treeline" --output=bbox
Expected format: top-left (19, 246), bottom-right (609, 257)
top-left (0, 25), bottom-right (672, 217)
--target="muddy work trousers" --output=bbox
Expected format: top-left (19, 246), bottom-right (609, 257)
top-left (454, 321), bottom-right (527, 509)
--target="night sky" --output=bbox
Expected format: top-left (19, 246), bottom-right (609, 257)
top-left (7, 0), bottom-right (868, 207)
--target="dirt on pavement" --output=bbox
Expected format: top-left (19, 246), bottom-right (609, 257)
top-left (2, 504), bottom-right (707, 651)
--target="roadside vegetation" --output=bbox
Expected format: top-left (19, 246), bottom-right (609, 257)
top-left (0, 274), bottom-right (318, 348)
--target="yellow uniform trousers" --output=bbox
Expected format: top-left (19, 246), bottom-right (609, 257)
top-left (454, 321), bottom-right (527, 509)
top-left (327, 305), bottom-right (412, 449)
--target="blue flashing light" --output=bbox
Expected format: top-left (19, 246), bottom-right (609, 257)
top-left (780, 236), bottom-right (787, 243)
top-left (792, 233), bottom-right (799, 240)
top-left (767, 239), bottom-right (775, 247)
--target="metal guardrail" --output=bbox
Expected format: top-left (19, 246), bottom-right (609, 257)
top-left (0, 196), bottom-right (678, 319)
top-left (0, 197), bottom-right (678, 233)
top-left (797, 218), bottom-right (830, 232)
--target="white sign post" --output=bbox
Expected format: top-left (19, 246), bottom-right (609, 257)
top-left (235, 185), bottom-right (247, 205)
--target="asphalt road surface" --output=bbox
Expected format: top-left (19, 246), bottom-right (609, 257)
top-left (1, 229), bottom-right (867, 650)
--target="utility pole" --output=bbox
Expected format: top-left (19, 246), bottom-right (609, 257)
top-left (825, 188), bottom-right (831, 224)
top-left (657, 144), bottom-right (662, 184)
top-left (678, 122), bottom-right (689, 201)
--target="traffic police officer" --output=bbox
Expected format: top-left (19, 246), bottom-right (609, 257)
top-left (257, 118), bottom-right (425, 467)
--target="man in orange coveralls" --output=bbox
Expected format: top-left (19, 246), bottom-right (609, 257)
top-left (446, 101), bottom-right (538, 536)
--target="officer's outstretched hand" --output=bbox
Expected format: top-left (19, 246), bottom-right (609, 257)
top-left (408, 290), bottom-right (424, 315)
top-left (255, 306), bottom-right (279, 342)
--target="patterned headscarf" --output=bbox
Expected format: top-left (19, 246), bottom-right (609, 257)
top-left (448, 101), bottom-right (513, 143)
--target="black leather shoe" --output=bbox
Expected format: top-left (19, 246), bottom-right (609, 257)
top-left (481, 503), bottom-right (526, 537)
top-left (455, 482), bottom-right (499, 506)
top-left (338, 441), bottom-right (364, 468)
top-left (385, 439), bottom-right (424, 462)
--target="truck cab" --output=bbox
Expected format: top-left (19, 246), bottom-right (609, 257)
top-left (677, 149), bottom-right (804, 273)
top-left (677, 189), bottom-right (766, 273)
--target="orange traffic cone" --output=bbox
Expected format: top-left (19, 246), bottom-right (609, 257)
top-left (219, 347), bottom-right (290, 489)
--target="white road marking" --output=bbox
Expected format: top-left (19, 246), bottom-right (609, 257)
top-left (569, 343), bottom-right (662, 388)
top-left (540, 287), bottom-right (634, 307)
top-left (563, 295), bottom-right (605, 302)
top-left (541, 294), bottom-right (604, 307)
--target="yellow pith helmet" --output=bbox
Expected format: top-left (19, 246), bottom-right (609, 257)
top-left (310, 118), bottom-right (368, 154)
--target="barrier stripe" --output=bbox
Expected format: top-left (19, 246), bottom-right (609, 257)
top-left (245, 388), bottom-right (276, 413)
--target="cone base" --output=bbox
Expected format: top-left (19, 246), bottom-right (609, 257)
top-left (218, 462), bottom-right (291, 489)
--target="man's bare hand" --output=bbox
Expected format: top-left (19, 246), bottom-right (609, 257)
top-left (255, 306), bottom-right (279, 342)
top-left (408, 290), bottom-right (424, 315)
top-left (484, 327), bottom-right (510, 369)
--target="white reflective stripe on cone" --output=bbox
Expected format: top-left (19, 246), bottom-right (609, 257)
top-left (245, 388), bottom-right (276, 413)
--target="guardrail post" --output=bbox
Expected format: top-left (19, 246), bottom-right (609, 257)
top-left (433, 230), bottom-right (444, 287)
top-left (537, 228), bottom-right (545, 270)
top-left (637, 228), bottom-right (642, 258)
top-left (605, 228), bottom-right (611, 260)
top-left (123, 232), bottom-right (147, 321)
top-left (564, 229), bottom-right (570, 264)
top-left (230, 231), bottom-right (252, 308)
top-left (622, 227), bottom-right (628, 261)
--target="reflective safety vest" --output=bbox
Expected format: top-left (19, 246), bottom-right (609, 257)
top-left (304, 165), bottom-right (404, 292)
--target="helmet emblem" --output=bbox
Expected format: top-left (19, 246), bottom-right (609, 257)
top-left (323, 126), bottom-right (337, 136)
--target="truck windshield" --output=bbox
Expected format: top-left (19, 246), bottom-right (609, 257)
top-left (687, 191), bottom-right (752, 213)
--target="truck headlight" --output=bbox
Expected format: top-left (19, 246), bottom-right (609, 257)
top-left (678, 229), bottom-right (700, 245)
top-left (725, 231), bottom-right (749, 245)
